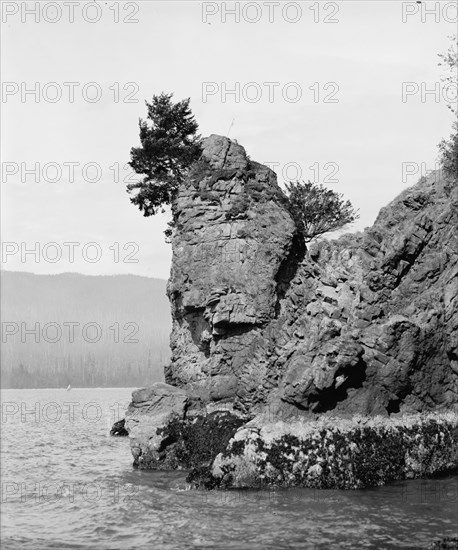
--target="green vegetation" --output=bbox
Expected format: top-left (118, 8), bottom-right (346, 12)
top-left (126, 93), bottom-right (359, 242)
top-left (438, 35), bottom-right (457, 180)
top-left (127, 92), bottom-right (202, 217)
top-left (439, 129), bottom-right (458, 180)
top-left (285, 181), bottom-right (359, 242)
top-left (225, 193), bottom-right (251, 220)
top-left (1, 272), bottom-right (170, 389)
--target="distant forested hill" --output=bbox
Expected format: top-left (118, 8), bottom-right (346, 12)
top-left (0, 271), bottom-right (171, 388)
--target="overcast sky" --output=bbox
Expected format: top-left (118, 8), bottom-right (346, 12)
top-left (1, 1), bottom-right (456, 279)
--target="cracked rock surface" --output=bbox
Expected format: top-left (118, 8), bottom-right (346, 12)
top-left (125, 135), bottom-right (457, 478)
top-left (162, 135), bottom-right (457, 417)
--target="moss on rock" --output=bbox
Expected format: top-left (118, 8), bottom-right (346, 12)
top-left (152, 411), bottom-right (245, 474)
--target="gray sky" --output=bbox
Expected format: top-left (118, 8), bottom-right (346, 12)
top-left (1, 1), bottom-right (456, 278)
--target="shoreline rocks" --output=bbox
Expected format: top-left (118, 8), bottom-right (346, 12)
top-left (110, 418), bottom-right (128, 436)
top-left (125, 135), bottom-right (458, 490)
top-left (165, 134), bottom-right (457, 417)
top-left (189, 411), bottom-right (458, 489)
top-left (125, 383), bottom-right (189, 468)
top-left (124, 382), bottom-right (247, 470)
top-left (123, 385), bottom-right (458, 490)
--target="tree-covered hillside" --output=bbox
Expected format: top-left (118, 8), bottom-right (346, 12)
top-left (1, 271), bottom-right (171, 388)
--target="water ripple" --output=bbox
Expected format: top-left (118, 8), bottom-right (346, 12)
top-left (1, 388), bottom-right (457, 550)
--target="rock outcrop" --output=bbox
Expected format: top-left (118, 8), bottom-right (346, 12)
top-left (110, 418), bottom-right (128, 436)
top-left (205, 411), bottom-right (458, 489)
top-left (276, 173), bottom-right (458, 416)
top-left (125, 383), bottom-right (188, 467)
top-left (165, 135), bottom-right (300, 410)
top-left (125, 134), bottom-right (458, 485)
top-left (165, 134), bottom-right (457, 417)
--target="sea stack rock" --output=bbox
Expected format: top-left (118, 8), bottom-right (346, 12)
top-left (126, 135), bottom-right (458, 486)
top-left (165, 134), bottom-right (299, 409)
top-left (165, 135), bottom-right (458, 416)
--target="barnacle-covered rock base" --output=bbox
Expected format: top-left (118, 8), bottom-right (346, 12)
top-left (187, 412), bottom-right (458, 489)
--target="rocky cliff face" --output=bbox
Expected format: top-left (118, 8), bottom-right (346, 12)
top-left (164, 134), bottom-right (457, 418)
top-left (165, 135), bottom-right (301, 410)
top-left (278, 177), bottom-right (457, 416)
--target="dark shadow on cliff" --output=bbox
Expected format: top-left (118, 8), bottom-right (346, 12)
top-left (183, 308), bottom-right (212, 357)
top-left (309, 356), bottom-right (367, 413)
top-left (213, 322), bottom-right (258, 340)
top-left (274, 233), bottom-right (306, 317)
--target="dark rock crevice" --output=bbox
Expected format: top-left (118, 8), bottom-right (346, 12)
top-left (186, 309), bottom-right (212, 356)
top-left (274, 232), bottom-right (306, 317)
top-left (307, 355), bottom-right (368, 413)
top-left (212, 322), bottom-right (256, 340)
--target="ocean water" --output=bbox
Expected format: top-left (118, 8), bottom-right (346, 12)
top-left (1, 388), bottom-right (457, 550)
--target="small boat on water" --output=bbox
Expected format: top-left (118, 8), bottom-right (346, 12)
top-left (66, 385), bottom-right (71, 391)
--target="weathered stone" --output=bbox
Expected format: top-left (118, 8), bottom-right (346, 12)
top-left (127, 135), bottom-right (457, 486)
top-left (163, 138), bottom-right (457, 416)
top-left (197, 411), bottom-right (458, 489)
top-left (125, 382), bottom-right (189, 468)
top-left (109, 418), bottom-right (128, 437)
top-left (166, 134), bottom-right (298, 408)
top-left (201, 134), bottom-right (248, 171)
